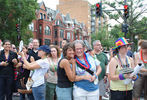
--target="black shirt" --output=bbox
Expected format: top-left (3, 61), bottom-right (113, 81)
top-left (28, 49), bottom-right (41, 62)
top-left (0, 50), bottom-right (18, 76)
top-left (57, 58), bottom-right (73, 88)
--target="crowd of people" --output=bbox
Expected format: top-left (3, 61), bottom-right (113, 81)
top-left (0, 37), bottom-right (146, 100)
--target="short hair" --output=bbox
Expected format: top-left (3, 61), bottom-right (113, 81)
top-left (3, 40), bottom-right (11, 46)
top-left (73, 40), bottom-right (85, 50)
top-left (33, 39), bottom-right (39, 43)
top-left (63, 38), bottom-right (69, 43)
top-left (49, 45), bottom-right (61, 58)
top-left (63, 43), bottom-right (74, 58)
top-left (92, 40), bottom-right (101, 46)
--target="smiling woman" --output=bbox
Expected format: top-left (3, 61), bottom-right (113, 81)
top-left (0, 40), bottom-right (18, 100)
top-left (56, 43), bottom-right (76, 100)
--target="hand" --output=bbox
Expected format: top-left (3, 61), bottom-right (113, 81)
top-left (44, 73), bottom-right (48, 79)
top-left (69, 59), bottom-right (76, 65)
top-left (19, 51), bottom-right (25, 58)
top-left (30, 56), bottom-right (35, 62)
top-left (84, 75), bottom-right (93, 82)
top-left (0, 61), bottom-right (8, 66)
top-left (132, 75), bottom-right (137, 80)
top-left (103, 76), bottom-right (107, 83)
top-left (124, 74), bottom-right (132, 79)
top-left (12, 58), bottom-right (18, 65)
top-left (17, 62), bottom-right (23, 68)
top-left (23, 64), bottom-right (28, 69)
top-left (20, 78), bottom-right (26, 88)
top-left (91, 75), bottom-right (96, 82)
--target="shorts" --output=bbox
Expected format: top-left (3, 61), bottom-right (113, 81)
top-left (133, 74), bottom-right (147, 99)
top-left (99, 79), bottom-right (106, 96)
top-left (73, 85), bottom-right (99, 100)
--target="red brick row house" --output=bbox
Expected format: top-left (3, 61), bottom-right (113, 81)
top-left (29, 2), bottom-right (89, 47)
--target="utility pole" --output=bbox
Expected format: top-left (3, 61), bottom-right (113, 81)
top-left (124, 0), bottom-right (129, 38)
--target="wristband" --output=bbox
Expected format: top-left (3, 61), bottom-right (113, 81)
top-left (133, 75), bottom-right (138, 81)
top-left (94, 74), bottom-right (98, 78)
top-left (122, 74), bottom-right (126, 79)
top-left (119, 74), bottom-right (125, 80)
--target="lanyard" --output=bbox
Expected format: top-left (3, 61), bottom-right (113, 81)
top-left (117, 54), bottom-right (129, 68)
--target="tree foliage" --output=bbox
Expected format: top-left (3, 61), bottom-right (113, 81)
top-left (0, 0), bottom-right (38, 45)
top-left (91, 25), bottom-right (115, 50)
top-left (103, 0), bottom-right (147, 50)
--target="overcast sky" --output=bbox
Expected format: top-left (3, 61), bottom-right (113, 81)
top-left (37, 0), bottom-right (147, 26)
top-left (37, 0), bottom-right (98, 10)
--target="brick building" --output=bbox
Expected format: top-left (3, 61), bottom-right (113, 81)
top-left (57, 0), bottom-right (91, 36)
top-left (30, 2), bottom-right (89, 46)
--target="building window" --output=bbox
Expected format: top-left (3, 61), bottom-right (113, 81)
top-left (39, 39), bottom-right (42, 45)
top-left (39, 24), bottom-right (42, 34)
top-left (45, 39), bottom-right (50, 45)
top-left (29, 23), bottom-right (34, 31)
top-left (55, 41), bottom-right (58, 45)
top-left (80, 36), bottom-right (82, 40)
top-left (44, 14), bottom-right (46, 19)
top-left (60, 30), bottom-right (64, 38)
top-left (67, 32), bottom-right (70, 40)
top-left (45, 26), bottom-right (51, 35)
top-left (40, 13), bottom-right (43, 19)
top-left (55, 19), bottom-right (60, 26)
top-left (71, 32), bottom-right (74, 40)
top-left (60, 41), bottom-right (62, 48)
top-left (54, 29), bottom-right (58, 38)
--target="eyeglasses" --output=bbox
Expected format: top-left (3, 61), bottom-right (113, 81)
top-left (4, 44), bottom-right (11, 45)
top-left (75, 48), bottom-right (83, 51)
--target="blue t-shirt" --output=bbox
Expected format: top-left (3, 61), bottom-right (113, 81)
top-left (74, 53), bottom-right (100, 91)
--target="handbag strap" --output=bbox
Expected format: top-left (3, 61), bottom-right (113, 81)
top-left (76, 62), bottom-right (94, 75)
top-left (29, 70), bottom-right (35, 78)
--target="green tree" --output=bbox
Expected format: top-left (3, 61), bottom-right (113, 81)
top-left (103, 0), bottom-right (147, 50)
top-left (91, 25), bottom-right (115, 50)
top-left (0, 0), bottom-right (38, 45)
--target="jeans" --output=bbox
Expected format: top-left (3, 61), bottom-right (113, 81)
top-left (32, 84), bottom-right (45, 100)
top-left (56, 86), bottom-right (73, 100)
top-left (20, 93), bottom-right (34, 100)
top-left (0, 75), bottom-right (13, 100)
top-left (46, 82), bottom-right (56, 100)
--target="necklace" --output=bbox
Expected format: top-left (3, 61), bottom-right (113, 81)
top-left (75, 52), bottom-right (91, 70)
top-left (117, 54), bottom-right (129, 68)
top-left (140, 49), bottom-right (147, 63)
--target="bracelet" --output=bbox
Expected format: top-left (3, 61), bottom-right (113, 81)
top-left (133, 75), bottom-right (138, 81)
top-left (94, 74), bottom-right (98, 78)
top-left (119, 74), bottom-right (125, 80)
top-left (122, 74), bottom-right (126, 79)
